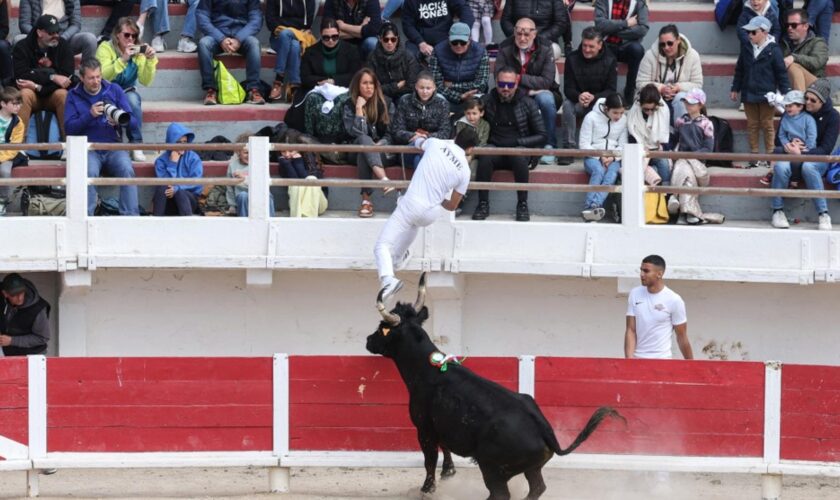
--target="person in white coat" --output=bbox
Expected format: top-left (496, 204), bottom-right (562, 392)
top-left (580, 92), bottom-right (628, 222)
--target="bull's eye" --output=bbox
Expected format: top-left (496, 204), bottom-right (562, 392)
top-left (381, 327), bottom-right (391, 336)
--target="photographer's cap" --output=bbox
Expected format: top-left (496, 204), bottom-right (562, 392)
top-left (35, 14), bottom-right (61, 34)
top-left (2, 274), bottom-right (27, 295)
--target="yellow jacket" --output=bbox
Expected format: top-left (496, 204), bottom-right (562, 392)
top-left (0, 115), bottom-right (25, 163)
top-left (96, 41), bottom-right (158, 87)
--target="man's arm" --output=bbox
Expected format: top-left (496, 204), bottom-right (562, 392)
top-left (624, 316), bottom-right (636, 358)
top-left (794, 38), bottom-right (828, 74)
top-left (674, 323), bottom-right (693, 359)
top-left (63, 0), bottom-right (82, 39)
top-left (2, 308), bottom-right (51, 349)
top-left (197, 0), bottom-right (226, 43)
top-left (441, 191), bottom-right (464, 211)
top-left (18, 0), bottom-right (33, 35)
top-left (234, 0), bottom-right (263, 42)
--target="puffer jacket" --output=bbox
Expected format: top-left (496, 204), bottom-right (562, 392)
top-left (430, 41), bottom-right (489, 103)
top-left (392, 92), bottom-right (452, 144)
top-left (809, 97), bottom-right (840, 156)
top-left (732, 35), bottom-right (790, 103)
top-left (780, 30), bottom-right (828, 78)
top-left (563, 45), bottom-right (617, 108)
top-left (674, 113), bottom-right (714, 153)
top-left (366, 44), bottom-right (421, 101)
top-left (594, 0), bottom-right (649, 45)
top-left (737, 0), bottom-right (781, 49)
top-left (579, 97), bottom-right (629, 150)
top-left (494, 35), bottom-right (555, 92)
top-left (482, 88), bottom-right (547, 148)
top-left (500, 0), bottom-right (570, 43)
top-left (635, 34), bottom-right (703, 94)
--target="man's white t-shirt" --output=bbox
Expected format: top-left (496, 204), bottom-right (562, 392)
top-left (401, 138), bottom-right (470, 214)
top-left (626, 285), bottom-right (687, 359)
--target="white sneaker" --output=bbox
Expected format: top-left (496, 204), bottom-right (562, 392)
top-left (667, 195), bottom-right (680, 215)
top-left (131, 149), bottom-right (146, 162)
top-left (177, 36), bottom-right (197, 53)
top-left (819, 212), bottom-right (832, 231)
top-left (137, 24), bottom-right (144, 41)
top-left (379, 278), bottom-right (404, 303)
top-left (265, 47), bottom-right (277, 55)
top-left (151, 35), bottom-right (166, 52)
top-left (771, 210), bottom-right (790, 229)
top-left (582, 207), bottom-right (605, 222)
top-left (395, 248), bottom-right (412, 271)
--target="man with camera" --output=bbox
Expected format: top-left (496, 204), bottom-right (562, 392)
top-left (65, 58), bottom-right (139, 216)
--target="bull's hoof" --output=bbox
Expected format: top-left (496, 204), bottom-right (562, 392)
top-left (421, 480), bottom-right (436, 494)
top-left (441, 465), bottom-right (456, 479)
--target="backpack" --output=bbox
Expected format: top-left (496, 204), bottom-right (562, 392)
top-left (18, 186), bottom-right (67, 216)
top-left (707, 116), bottom-right (734, 167)
top-left (25, 111), bottom-right (62, 160)
top-left (214, 60), bottom-right (246, 104)
top-left (197, 135), bottom-right (233, 162)
top-left (714, 0), bottom-right (743, 30)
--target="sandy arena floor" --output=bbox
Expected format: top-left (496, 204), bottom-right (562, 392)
top-left (2, 466), bottom-right (840, 499)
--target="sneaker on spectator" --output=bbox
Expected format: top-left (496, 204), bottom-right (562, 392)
top-left (203, 89), bottom-right (218, 105)
top-left (685, 214), bottom-right (701, 224)
top-left (582, 207), bottom-right (605, 221)
top-left (759, 172), bottom-right (773, 186)
top-left (247, 88), bottom-right (266, 105)
top-left (667, 195), bottom-right (680, 215)
top-left (266, 47), bottom-right (277, 55)
top-left (540, 146), bottom-right (555, 165)
top-left (131, 149), bottom-right (146, 162)
top-left (472, 200), bottom-right (489, 220)
top-left (151, 35), bottom-right (166, 52)
top-left (771, 210), bottom-right (789, 229)
top-left (269, 80), bottom-right (285, 102)
top-left (819, 212), bottom-right (832, 231)
top-left (177, 36), bottom-right (197, 53)
top-left (379, 277), bottom-right (404, 303)
top-left (515, 201), bottom-right (530, 221)
top-left (0, 198), bottom-right (7, 216)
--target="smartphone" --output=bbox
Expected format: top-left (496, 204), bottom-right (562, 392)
top-left (139, 44), bottom-right (148, 55)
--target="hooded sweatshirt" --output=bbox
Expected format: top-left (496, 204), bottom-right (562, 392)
top-left (579, 97), bottom-right (629, 151)
top-left (808, 97), bottom-right (840, 156)
top-left (0, 275), bottom-right (50, 356)
top-left (265, 0), bottom-right (317, 32)
top-left (635, 34), bottom-right (703, 95)
top-left (402, 0), bottom-right (475, 47)
top-left (64, 79), bottom-right (137, 142)
top-left (674, 113), bottom-right (715, 153)
top-left (154, 123), bottom-right (204, 196)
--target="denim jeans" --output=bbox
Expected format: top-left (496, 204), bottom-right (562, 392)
top-left (124, 90), bottom-right (143, 143)
top-left (381, 0), bottom-right (404, 19)
top-left (771, 161), bottom-right (828, 213)
top-left (650, 158), bottom-right (671, 185)
top-left (181, 0), bottom-right (199, 38)
top-left (807, 0), bottom-right (833, 41)
top-left (88, 150), bottom-right (139, 215)
top-left (532, 91), bottom-right (557, 148)
top-left (359, 36), bottom-right (377, 59)
top-left (153, 186), bottom-right (198, 215)
top-left (584, 157), bottom-right (621, 209)
top-left (235, 191), bottom-right (276, 217)
top-left (402, 138), bottom-right (424, 169)
top-left (198, 35), bottom-right (262, 90)
top-left (607, 42), bottom-right (645, 103)
top-left (560, 100), bottom-right (588, 147)
top-left (138, 0), bottom-right (170, 35)
top-left (270, 29), bottom-right (302, 84)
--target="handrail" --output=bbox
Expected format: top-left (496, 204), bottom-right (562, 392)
top-left (648, 185), bottom-right (840, 199)
top-left (268, 178), bottom-right (621, 193)
top-left (649, 150), bottom-right (840, 163)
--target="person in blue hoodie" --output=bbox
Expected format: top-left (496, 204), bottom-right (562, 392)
top-left (401, 0), bottom-right (474, 60)
top-left (64, 57), bottom-right (139, 216)
top-left (153, 123), bottom-right (203, 216)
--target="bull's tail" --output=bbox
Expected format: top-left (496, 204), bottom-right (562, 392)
top-left (555, 406), bottom-right (626, 456)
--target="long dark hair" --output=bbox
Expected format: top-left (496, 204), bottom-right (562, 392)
top-left (638, 84), bottom-right (661, 106)
top-left (350, 68), bottom-right (390, 125)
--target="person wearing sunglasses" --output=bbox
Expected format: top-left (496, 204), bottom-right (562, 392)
top-left (17, 0), bottom-right (97, 62)
top-left (779, 9), bottom-right (828, 92)
top-left (627, 84), bottom-right (671, 186)
top-left (736, 0), bottom-right (781, 50)
top-left (593, 0), bottom-right (648, 104)
top-left (322, 0), bottom-right (381, 59)
top-left (401, 0), bottom-right (474, 61)
top-left (299, 19), bottom-right (362, 95)
top-left (731, 16), bottom-right (790, 168)
top-left (428, 23), bottom-right (489, 114)
top-left (366, 22), bottom-right (420, 102)
top-left (635, 24), bottom-right (702, 128)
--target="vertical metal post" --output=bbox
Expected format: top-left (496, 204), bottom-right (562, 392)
top-left (621, 143), bottom-right (646, 228)
top-left (65, 136), bottom-right (89, 220)
top-left (27, 355), bottom-right (47, 497)
top-left (248, 136), bottom-right (271, 219)
top-left (271, 353), bottom-right (290, 493)
top-left (518, 355), bottom-right (535, 397)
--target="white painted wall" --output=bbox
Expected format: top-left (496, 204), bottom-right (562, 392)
top-left (57, 269), bottom-right (840, 366)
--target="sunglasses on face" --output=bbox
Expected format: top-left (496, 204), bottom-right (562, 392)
top-left (747, 29), bottom-right (761, 35)
top-left (806, 97), bottom-right (820, 103)
top-left (121, 32), bottom-right (138, 39)
top-left (497, 81), bottom-right (516, 89)
top-left (659, 40), bottom-right (676, 48)
top-left (786, 22), bottom-right (805, 28)
top-left (381, 36), bottom-right (398, 43)
top-left (450, 40), bottom-right (468, 47)
top-left (322, 34), bottom-right (339, 41)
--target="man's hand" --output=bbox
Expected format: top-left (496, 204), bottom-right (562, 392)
top-left (0, 334), bottom-right (12, 347)
top-left (460, 89), bottom-right (478, 101)
top-left (221, 37), bottom-right (236, 53)
top-left (90, 101), bottom-right (105, 118)
top-left (16, 79), bottom-right (38, 91)
top-left (784, 55), bottom-right (794, 68)
top-left (579, 92), bottom-right (594, 107)
top-left (228, 38), bottom-right (241, 52)
top-left (52, 74), bottom-right (71, 89)
top-left (730, 91), bottom-right (739, 102)
top-left (419, 42), bottom-right (433, 56)
top-left (627, 15), bottom-right (638, 28)
top-left (362, 16), bottom-right (370, 26)
top-left (165, 186), bottom-right (175, 198)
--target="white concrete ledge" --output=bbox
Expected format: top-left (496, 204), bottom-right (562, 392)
top-left (0, 460), bottom-right (32, 472)
top-left (33, 451), bottom-right (278, 469)
top-left (771, 460), bottom-right (840, 477)
top-left (548, 454), bottom-right (768, 475)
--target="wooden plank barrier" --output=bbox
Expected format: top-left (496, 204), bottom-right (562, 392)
top-left (781, 364), bottom-right (840, 462)
top-left (0, 357), bottom-right (28, 454)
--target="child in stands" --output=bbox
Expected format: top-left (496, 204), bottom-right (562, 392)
top-left (0, 86), bottom-right (25, 216)
top-left (226, 132), bottom-right (276, 217)
top-left (454, 98), bottom-right (489, 179)
top-left (580, 92), bottom-right (628, 222)
top-left (468, 0), bottom-right (494, 46)
top-left (760, 90), bottom-right (817, 186)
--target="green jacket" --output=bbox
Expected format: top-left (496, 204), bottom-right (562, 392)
top-left (781, 30), bottom-right (828, 78)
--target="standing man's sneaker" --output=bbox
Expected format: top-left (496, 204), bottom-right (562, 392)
top-left (771, 210), bottom-right (790, 229)
top-left (203, 89), bottom-right (218, 105)
top-left (151, 35), bottom-right (166, 52)
top-left (819, 212), bottom-right (832, 231)
top-left (515, 201), bottom-right (530, 221)
top-left (379, 278), bottom-right (404, 303)
top-left (247, 88), bottom-right (266, 105)
top-left (177, 36), bottom-right (197, 53)
top-left (472, 200), bottom-right (489, 220)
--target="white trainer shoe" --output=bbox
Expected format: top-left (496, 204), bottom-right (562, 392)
top-left (771, 210), bottom-right (789, 229)
top-left (151, 35), bottom-right (166, 52)
top-left (131, 149), bottom-right (146, 162)
top-left (819, 212), bottom-right (832, 231)
top-left (582, 207), bottom-right (605, 222)
top-left (177, 36), bottom-right (197, 53)
top-left (379, 278), bottom-right (404, 303)
top-left (667, 195), bottom-right (680, 215)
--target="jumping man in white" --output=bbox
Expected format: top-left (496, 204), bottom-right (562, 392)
top-left (376, 127), bottom-right (480, 301)
top-left (625, 254), bottom-right (693, 359)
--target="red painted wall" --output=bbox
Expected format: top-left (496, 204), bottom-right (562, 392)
top-left (535, 358), bottom-right (765, 457)
top-left (0, 358), bottom-right (28, 453)
top-left (781, 364), bottom-right (840, 462)
top-left (46, 358), bottom-right (273, 452)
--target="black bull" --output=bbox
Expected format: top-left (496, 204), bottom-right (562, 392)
top-left (366, 274), bottom-right (625, 500)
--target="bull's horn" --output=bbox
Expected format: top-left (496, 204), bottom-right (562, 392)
top-left (376, 288), bottom-right (401, 325)
top-left (413, 272), bottom-right (427, 311)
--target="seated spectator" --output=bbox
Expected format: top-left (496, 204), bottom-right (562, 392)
top-left (176, 0), bottom-right (199, 53)
top-left (342, 68), bottom-right (396, 218)
top-left (635, 24), bottom-right (702, 126)
top-left (300, 19), bottom-right (362, 94)
top-left (367, 22), bottom-right (420, 103)
top-left (454, 98), bottom-right (489, 177)
top-left (770, 79), bottom-right (837, 230)
top-left (278, 137), bottom-right (329, 217)
top-left (761, 89), bottom-right (816, 187)
top-left (560, 27), bottom-right (617, 152)
top-left (0, 273), bottom-right (51, 357)
top-left (0, 0), bottom-right (12, 86)
top-left (18, 0), bottom-right (97, 61)
top-left (429, 23), bottom-right (489, 113)
top-left (80, 0), bottom-right (134, 44)
top-left (496, 17), bottom-right (559, 165)
top-left (402, 0), bottom-right (474, 60)
top-left (96, 17), bottom-right (158, 162)
top-left (806, 0), bottom-right (832, 41)
top-left (780, 9), bottom-right (828, 91)
top-left (579, 92), bottom-right (627, 222)
top-left (737, 0), bottom-right (781, 49)
top-left (594, 0), bottom-right (648, 104)
top-left (14, 14), bottom-right (79, 139)
top-left (134, 0), bottom-right (171, 52)
top-left (226, 132), bottom-right (276, 217)
top-left (0, 86), bottom-right (25, 215)
top-left (197, 0), bottom-right (265, 105)
top-left (81, 0), bottom-right (198, 52)
top-left (64, 58), bottom-right (139, 215)
top-left (392, 70), bottom-right (451, 168)
top-left (323, 0), bottom-right (381, 59)
top-left (501, 0), bottom-right (572, 60)
top-left (472, 67), bottom-right (546, 222)
top-left (153, 122), bottom-right (203, 216)
top-left (627, 84), bottom-right (671, 185)
top-left (266, 0), bottom-right (318, 103)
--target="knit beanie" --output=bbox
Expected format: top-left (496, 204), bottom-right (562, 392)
top-left (806, 79), bottom-right (831, 103)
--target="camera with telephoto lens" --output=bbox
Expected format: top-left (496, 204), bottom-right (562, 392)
top-left (102, 103), bottom-right (130, 126)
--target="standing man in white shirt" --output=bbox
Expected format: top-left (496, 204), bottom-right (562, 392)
top-left (376, 127), bottom-right (479, 301)
top-left (625, 255), bottom-right (693, 359)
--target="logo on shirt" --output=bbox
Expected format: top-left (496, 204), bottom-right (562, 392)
top-left (443, 146), bottom-right (465, 170)
top-left (418, 1), bottom-right (449, 20)
top-left (654, 303), bottom-right (666, 311)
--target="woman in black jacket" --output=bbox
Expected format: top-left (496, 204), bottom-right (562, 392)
top-left (391, 70), bottom-right (451, 168)
top-left (366, 22), bottom-right (420, 103)
top-left (300, 19), bottom-right (362, 93)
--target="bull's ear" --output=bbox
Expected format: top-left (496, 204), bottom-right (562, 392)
top-left (417, 306), bottom-right (429, 323)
